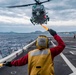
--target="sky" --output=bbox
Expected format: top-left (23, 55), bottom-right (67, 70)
top-left (0, 0), bottom-right (76, 33)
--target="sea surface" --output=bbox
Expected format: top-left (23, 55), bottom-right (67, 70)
top-left (0, 32), bottom-right (74, 59)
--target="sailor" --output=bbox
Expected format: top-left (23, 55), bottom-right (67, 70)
top-left (74, 34), bottom-right (75, 39)
top-left (3, 25), bottom-right (65, 75)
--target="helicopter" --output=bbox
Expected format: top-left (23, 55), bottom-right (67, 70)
top-left (7, 0), bottom-right (51, 25)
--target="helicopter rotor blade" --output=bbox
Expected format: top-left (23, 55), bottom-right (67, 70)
top-left (40, 0), bottom-right (51, 4)
top-left (7, 3), bottom-right (36, 8)
top-left (7, 0), bottom-right (51, 8)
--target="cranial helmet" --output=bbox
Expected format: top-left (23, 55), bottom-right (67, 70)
top-left (36, 35), bottom-right (49, 49)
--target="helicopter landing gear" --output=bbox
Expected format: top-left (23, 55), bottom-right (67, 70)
top-left (45, 20), bottom-right (47, 24)
top-left (47, 17), bottom-right (49, 21)
top-left (46, 15), bottom-right (49, 21)
top-left (30, 18), bottom-right (35, 25)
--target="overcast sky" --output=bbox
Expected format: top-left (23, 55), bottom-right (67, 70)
top-left (0, 0), bottom-right (76, 33)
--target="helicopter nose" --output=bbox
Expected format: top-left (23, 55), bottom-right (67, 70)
top-left (36, 11), bottom-right (40, 16)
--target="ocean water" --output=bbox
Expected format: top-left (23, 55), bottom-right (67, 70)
top-left (0, 32), bottom-right (74, 58)
top-left (0, 33), bottom-right (50, 58)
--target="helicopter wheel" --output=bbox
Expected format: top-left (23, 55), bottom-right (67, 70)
top-left (47, 17), bottom-right (49, 21)
top-left (45, 21), bottom-right (47, 24)
top-left (30, 19), bottom-right (35, 25)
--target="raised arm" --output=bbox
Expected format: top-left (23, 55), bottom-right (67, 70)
top-left (48, 29), bottom-right (65, 59)
top-left (41, 24), bottom-right (65, 59)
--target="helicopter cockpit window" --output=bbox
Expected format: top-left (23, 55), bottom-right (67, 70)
top-left (32, 11), bottom-right (36, 16)
top-left (33, 5), bottom-right (36, 9)
top-left (40, 5), bottom-right (44, 10)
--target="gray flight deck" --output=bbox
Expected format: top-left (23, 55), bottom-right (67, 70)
top-left (0, 37), bottom-right (76, 75)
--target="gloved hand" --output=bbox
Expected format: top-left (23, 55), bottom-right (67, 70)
top-left (48, 29), bottom-right (57, 36)
top-left (3, 62), bottom-right (12, 67)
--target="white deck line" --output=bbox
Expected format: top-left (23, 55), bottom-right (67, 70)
top-left (51, 41), bottom-right (76, 75)
top-left (70, 51), bottom-right (76, 55)
top-left (66, 47), bottom-right (76, 50)
top-left (60, 53), bottom-right (76, 72)
top-left (70, 51), bottom-right (74, 55)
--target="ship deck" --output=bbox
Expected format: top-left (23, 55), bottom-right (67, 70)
top-left (0, 37), bottom-right (76, 75)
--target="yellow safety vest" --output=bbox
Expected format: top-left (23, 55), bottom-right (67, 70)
top-left (28, 49), bottom-right (54, 75)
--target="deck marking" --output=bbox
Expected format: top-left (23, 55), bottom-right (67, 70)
top-left (60, 53), bottom-right (76, 72)
top-left (66, 47), bottom-right (76, 50)
top-left (51, 41), bottom-right (76, 75)
top-left (65, 41), bottom-right (75, 43)
top-left (70, 51), bottom-right (74, 55)
top-left (70, 51), bottom-right (76, 55)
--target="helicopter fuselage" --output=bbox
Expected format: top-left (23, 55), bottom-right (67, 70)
top-left (7, 0), bottom-right (50, 25)
top-left (30, 4), bottom-right (49, 25)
